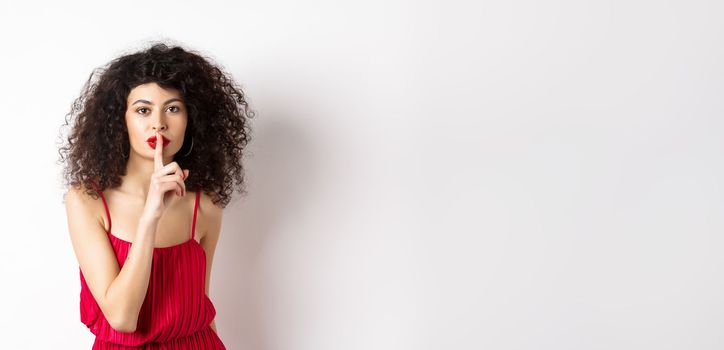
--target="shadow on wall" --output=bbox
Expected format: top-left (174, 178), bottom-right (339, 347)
top-left (215, 113), bottom-right (325, 349)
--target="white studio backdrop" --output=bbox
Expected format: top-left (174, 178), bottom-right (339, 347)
top-left (0, 0), bottom-right (722, 349)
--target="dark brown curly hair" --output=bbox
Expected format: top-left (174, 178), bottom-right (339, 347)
top-left (57, 42), bottom-right (256, 208)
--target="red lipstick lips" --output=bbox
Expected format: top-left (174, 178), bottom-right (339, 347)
top-left (147, 135), bottom-right (171, 150)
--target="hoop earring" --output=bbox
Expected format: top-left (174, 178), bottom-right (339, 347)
top-left (178, 136), bottom-right (194, 157)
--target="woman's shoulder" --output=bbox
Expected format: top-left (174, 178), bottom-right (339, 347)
top-left (194, 190), bottom-right (223, 242)
top-left (64, 183), bottom-right (101, 206)
top-left (63, 183), bottom-right (107, 230)
top-left (197, 190), bottom-right (223, 216)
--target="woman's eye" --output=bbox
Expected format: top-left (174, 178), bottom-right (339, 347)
top-left (168, 106), bottom-right (180, 112)
top-left (137, 107), bottom-right (149, 114)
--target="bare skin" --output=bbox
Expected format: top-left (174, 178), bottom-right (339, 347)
top-left (65, 82), bottom-right (222, 333)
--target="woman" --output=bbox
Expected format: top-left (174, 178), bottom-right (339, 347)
top-left (58, 42), bottom-right (255, 349)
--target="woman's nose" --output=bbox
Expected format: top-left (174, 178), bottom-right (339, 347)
top-left (151, 113), bottom-right (167, 131)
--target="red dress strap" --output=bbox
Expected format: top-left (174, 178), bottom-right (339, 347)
top-left (191, 191), bottom-right (200, 240)
top-left (90, 180), bottom-right (112, 233)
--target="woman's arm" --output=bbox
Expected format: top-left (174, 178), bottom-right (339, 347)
top-left (65, 186), bottom-right (160, 333)
top-left (199, 193), bottom-right (223, 333)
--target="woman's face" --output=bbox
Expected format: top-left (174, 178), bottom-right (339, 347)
top-left (125, 82), bottom-right (188, 160)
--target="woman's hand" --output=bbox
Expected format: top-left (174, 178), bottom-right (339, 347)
top-left (143, 131), bottom-right (189, 219)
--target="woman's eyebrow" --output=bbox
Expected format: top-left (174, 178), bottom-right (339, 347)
top-left (132, 97), bottom-right (184, 106)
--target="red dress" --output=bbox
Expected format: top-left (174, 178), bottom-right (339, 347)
top-left (79, 184), bottom-right (226, 349)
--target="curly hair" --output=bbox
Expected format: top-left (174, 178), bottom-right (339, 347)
top-left (57, 42), bottom-right (256, 208)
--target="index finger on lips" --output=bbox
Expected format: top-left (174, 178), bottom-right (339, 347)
top-left (154, 132), bottom-right (164, 170)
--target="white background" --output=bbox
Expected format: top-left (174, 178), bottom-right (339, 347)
top-left (0, 0), bottom-right (722, 349)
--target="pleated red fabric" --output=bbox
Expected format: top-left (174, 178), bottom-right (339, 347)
top-left (78, 184), bottom-right (226, 349)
